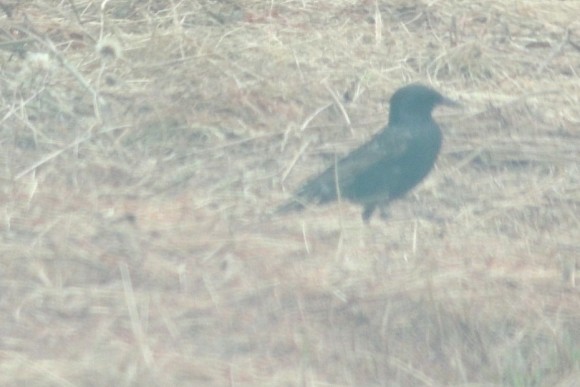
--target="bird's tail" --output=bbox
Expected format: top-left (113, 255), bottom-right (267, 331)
top-left (274, 199), bottom-right (305, 215)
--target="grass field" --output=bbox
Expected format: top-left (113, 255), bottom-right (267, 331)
top-left (1, 0), bottom-right (579, 385)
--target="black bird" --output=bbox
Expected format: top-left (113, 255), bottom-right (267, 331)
top-left (277, 84), bottom-right (459, 222)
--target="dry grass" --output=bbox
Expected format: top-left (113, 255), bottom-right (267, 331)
top-left (1, 0), bottom-right (579, 385)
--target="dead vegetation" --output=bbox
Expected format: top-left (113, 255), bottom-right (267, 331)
top-left (0, 0), bottom-right (579, 385)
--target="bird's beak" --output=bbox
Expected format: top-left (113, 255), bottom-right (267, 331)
top-left (440, 96), bottom-right (462, 108)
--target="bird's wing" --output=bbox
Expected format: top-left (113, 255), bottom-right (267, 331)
top-left (294, 124), bottom-right (413, 202)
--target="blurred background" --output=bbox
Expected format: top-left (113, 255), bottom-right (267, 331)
top-left (0, 1), bottom-right (579, 385)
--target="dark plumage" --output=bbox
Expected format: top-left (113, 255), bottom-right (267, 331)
top-left (277, 84), bottom-right (459, 222)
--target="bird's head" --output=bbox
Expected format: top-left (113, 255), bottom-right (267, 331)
top-left (388, 84), bottom-right (459, 126)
